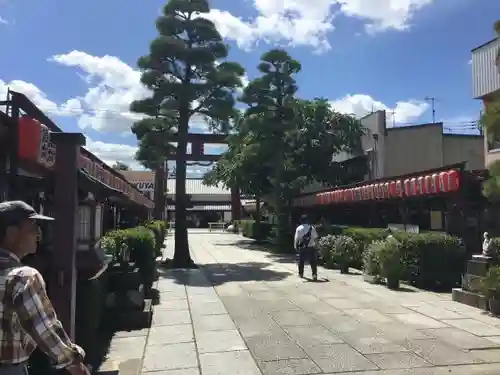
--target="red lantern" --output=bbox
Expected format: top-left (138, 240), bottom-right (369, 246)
top-left (448, 170), bottom-right (460, 192)
top-left (350, 189), bottom-right (355, 201)
top-left (403, 179), bottom-right (411, 196)
top-left (416, 177), bottom-right (424, 195)
top-left (389, 181), bottom-right (396, 197)
top-left (395, 180), bottom-right (403, 197)
top-left (432, 173), bottom-right (440, 193)
top-left (424, 175), bottom-right (432, 194)
top-left (376, 184), bottom-right (382, 199)
top-left (383, 182), bottom-right (390, 198)
top-left (439, 171), bottom-right (449, 192)
top-left (409, 178), bottom-right (417, 196)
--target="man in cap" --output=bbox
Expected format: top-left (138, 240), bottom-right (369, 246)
top-left (0, 201), bottom-right (89, 375)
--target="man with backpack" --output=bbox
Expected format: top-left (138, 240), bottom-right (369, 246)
top-left (294, 215), bottom-right (319, 281)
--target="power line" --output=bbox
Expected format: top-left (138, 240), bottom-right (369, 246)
top-left (424, 96), bottom-right (438, 123)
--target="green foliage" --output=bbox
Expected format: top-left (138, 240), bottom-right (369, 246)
top-left (145, 220), bottom-right (167, 257)
top-left (363, 240), bottom-right (384, 278)
top-left (112, 161), bottom-right (130, 170)
top-left (376, 238), bottom-right (403, 281)
top-left (101, 226), bottom-right (157, 287)
top-left (317, 235), bottom-right (359, 270)
top-left (481, 266), bottom-right (500, 298)
top-left (394, 232), bottom-right (465, 288)
top-left (239, 219), bottom-right (272, 241)
top-left (480, 101), bottom-right (500, 145)
top-left (131, 0), bottom-right (245, 264)
top-left (483, 160), bottom-right (500, 202)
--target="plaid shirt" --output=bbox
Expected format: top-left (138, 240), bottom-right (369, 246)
top-left (0, 250), bottom-right (85, 368)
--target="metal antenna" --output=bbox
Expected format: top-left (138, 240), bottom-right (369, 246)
top-left (424, 96), bottom-right (437, 123)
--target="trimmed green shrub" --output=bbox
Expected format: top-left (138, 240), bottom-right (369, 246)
top-left (363, 240), bottom-right (384, 278)
top-left (395, 232), bottom-right (465, 289)
top-left (377, 238), bottom-right (404, 282)
top-left (101, 226), bottom-right (157, 289)
top-left (317, 234), bottom-right (337, 268)
top-left (145, 220), bottom-right (167, 257)
top-left (316, 224), bottom-right (346, 237)
top-left (240, 220), bottom-right (273, 241)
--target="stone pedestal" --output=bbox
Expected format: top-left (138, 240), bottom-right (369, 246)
top-left (462, 255), bottom-right (492, 292)
top-left (454, 255), bottom-right (493, 310)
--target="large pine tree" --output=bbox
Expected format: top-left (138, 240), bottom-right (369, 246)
top-left (131, 0), bottom-right (245, 267)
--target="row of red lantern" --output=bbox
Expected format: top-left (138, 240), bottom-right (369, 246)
top-left (79, 154), bottom-right (154, 208)
top-left (316, 170), bottom-right (461, 205)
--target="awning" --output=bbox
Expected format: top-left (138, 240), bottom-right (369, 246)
top-left (167, 204), bottom-right (231, 211)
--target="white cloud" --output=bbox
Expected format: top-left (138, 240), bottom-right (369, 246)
top-left (205, 0), bottom-right (434, 52)
top-left (0, 79), bottom-right (84, 117)
top-left (49, 51), bottom-right (150, 134)
top-left (329, 93), bottom-right (429, 125)
top-left (0, 16), bottom-right (7, 25)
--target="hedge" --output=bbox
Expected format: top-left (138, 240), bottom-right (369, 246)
top-left (239, 220), bottom-right (273, 241)
top-left (145, 220), bottom-right (167, 258)
top-left (320, 230), bottom-right (466, 289)
top-left (101, 225), bottom-right (157, 288)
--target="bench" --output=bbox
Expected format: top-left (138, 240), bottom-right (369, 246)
top-left (208, 222), bottom-right (226, 232)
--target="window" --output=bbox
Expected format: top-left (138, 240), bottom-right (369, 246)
top-left (78, 205), bottom-right (91, 241)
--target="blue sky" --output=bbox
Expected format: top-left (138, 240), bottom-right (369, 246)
top-left (0, 0), bottom-right (498, 174)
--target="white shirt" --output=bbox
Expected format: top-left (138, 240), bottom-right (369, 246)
top-left (294, 224), bottom-right (318, 250)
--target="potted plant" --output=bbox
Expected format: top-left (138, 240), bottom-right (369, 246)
top-left (317, 235), bottom-right (337, 268)
top-left (377, 239), bottom-right (403, 289)
top-left (332, 235), bottom-right (358, 274)
top-left (363, 240), bottom-right (383, 284)
top-left (481, 266), bottom-right (500, 315)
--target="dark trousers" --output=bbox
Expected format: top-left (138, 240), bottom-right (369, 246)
top-left (298, 247), bottom-right (317, 276)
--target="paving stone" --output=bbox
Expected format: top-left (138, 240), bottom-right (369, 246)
top-left (196, 329), bottom-right (247, 353)
top-left (142, 369), bottom-right (200, 375)
top-left (113, 328), bottom-right (149, 338)
top-left (271, 310), bottom-right (317, 326)
top-left (323, 298), bottom-right (364, 310)
top-left (155, 298), bottom-right (189, 311)
top-left (245, 333), bottom-right (308, 361)
top-left (192, 313), bottom-right (236, 331)
top-left (407, 303), bottom-right (465, 320)
top-left (257, 358), bottom-right (322, 375)
top-left (442, 318), bottom-right (500, 337)
top-left (148, 324), bottom-right (194, 345)
top-left (365, 352), bottom-right (432, 369)
top-left (392, 313), bottom-right (448, 329)
top-left (235, 318), bottom-right (285, 338)
top-left (152, 309), bottom-right (192, 326)
top-left (404, 338), bottom-right (483, 366)
top-left (142, 342), bottom-right (198, 372)
top-left (344, 308), bottom-right (394, 323)
top-left (306, 343), bottom-right (379, 373)
top-left (468, 349), bottom-right (500, 363)
top-left (375, 323), bottom-right (432, 342)
top-left (341, 334), bottom-right (408, 355)
top-left (199, 350), bottom-right (262, 375)
top-left (484, 336), bottom-right (500, 344)
top-left (285, 325), bottom-right (344, 347)
top-left (108, 335), bottom-right (147, 360)
top-left (189, 301), bottom-right (228, 316)
top-left (422, 327), bottom-right (500, 350)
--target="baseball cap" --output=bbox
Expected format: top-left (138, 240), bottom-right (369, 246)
top-left (0, 200), bottom-right (54, 225)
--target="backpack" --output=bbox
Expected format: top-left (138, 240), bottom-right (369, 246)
top-left (297, 225), bottom-right (313, 250)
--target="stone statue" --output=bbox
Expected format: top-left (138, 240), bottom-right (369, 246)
top-left (482, 232), bottom-right (494, 257)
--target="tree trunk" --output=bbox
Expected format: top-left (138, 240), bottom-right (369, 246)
top-left (172, 110), bottom-right (195, 268)
top-left (255, 197), bottom-right (262, 241)
top-left (153, 163), bottom-right (165, 220)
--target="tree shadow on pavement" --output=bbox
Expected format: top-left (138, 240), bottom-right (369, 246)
top-left (214, 240), bottom-right (297, 265)
top-left (157, 262), bottom-right (292, 287)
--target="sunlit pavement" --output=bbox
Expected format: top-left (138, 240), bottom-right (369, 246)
top-left (142, 230), bottom-right (500, 375)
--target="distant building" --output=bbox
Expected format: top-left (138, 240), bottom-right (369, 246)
top-left (120, 171), bottom-right (232, 226)
top-left (471, 35), bottom-right (500, 166)
top-left (358, 111), bottom-right (484, 179)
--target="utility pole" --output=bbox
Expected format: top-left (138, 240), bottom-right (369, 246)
top-left (424, 96), bottom-right (437, 123)
top-left (390, 109), bottom-right (396, 127)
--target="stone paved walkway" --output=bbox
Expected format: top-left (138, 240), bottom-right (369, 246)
top-left (141, 230), bottom-right (500, 375)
